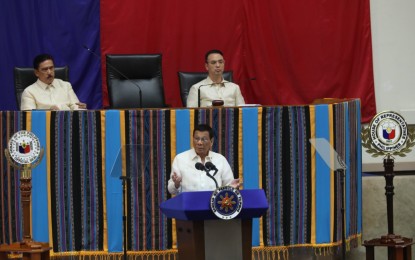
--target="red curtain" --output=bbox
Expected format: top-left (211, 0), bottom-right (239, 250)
top-left (100, 0), bottom-right (376, 122)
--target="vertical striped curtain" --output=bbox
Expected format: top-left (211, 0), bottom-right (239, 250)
top-left (0, 112), bottom-right (26, 244)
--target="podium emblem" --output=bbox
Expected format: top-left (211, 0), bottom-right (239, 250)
top-left (7, 130), bottom-right (42, 165)
top-left (210, 186), bottom-right (242, 220)
top-left (3, 130), bottom-right (45, 248)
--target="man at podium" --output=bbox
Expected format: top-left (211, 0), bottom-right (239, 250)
top-left (168, 124), bottom-right (240, 194)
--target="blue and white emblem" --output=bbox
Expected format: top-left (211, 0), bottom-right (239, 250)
top-left (369, 111), bottom-right (408, 152)
top-left (210, 186), bottom-right (243, 220)
top-left (8, 130), bottom-right (42, 165)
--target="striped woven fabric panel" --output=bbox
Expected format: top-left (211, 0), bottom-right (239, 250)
top-left (332, 103), bottom-right (346, 244)
top-left (332, 101), bottom-right (362, 246)
top-left (0, 111), bottom-right (25, 244)
top-left (0, 101), bottom-right (362, 257)
top-left (262, 106), bottom-right (312, 246)
top-left (125, 110), bottom-right (171, 251)
top-left (262, 101), bottom-right (361, 248)
top-left (49, 111), bottom-right (104, 253)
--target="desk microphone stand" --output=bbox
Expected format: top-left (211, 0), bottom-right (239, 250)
top-left (337, 168), bottom-right (346, 260)
top-left (120, 176), bottom-right (130, 260)
top-left (204, 169), bottom-right (218, 189)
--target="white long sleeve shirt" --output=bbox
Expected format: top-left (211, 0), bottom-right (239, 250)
top-left (168, 148), bottom-right (235, 195)
top-left (21, 79), bottom-right (81, 110)
top-left (186, 77), bottom-right (245, 107)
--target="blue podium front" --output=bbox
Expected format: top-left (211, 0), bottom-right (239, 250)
top-left (160, 189), bottom-right (268, 260)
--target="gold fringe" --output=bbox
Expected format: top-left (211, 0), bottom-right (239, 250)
top-left (7, 253), bottom-right (23, 259)
top-left (50, 250), bottom-right (178, 260)
top-left (314, 246), bottom-right (333, 256)
top-left (252, 246), bottom-right (289, 260)
top-left (48, 234), bottom-right (361, 260)
top-left (311, 233), bottom-right (362, 256)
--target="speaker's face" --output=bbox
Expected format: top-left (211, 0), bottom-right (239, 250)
top-left (193, 130), bottom-right (213, 159)
top-left (205, 53), bottom-right (225, 79)
top-left (35, 59), bottom-right (55, 85)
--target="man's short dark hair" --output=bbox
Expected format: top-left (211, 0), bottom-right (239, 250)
top-left (33, 54), bottom-right (54, 69)
top-left (193, 124), bottom-right (214, 139)
top-left (205, 49), bottom-right (224, 63)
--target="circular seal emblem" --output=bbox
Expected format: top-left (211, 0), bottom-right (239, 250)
top-left (210, 186), bottom-right (242, 220)
top-left (7, 130), bottom-right (42, 165)
top-left (369, 111), bottom-right (408, 153)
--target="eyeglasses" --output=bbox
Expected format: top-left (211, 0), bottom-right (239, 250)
top-left (38, 66), bottom-right (55, 73)
top-left (193, 137), bottom-right (210, 143)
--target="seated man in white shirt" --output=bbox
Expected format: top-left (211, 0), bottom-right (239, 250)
top-left (20, 53), bottom-right (87, 110)
top-left (186, 49), bottom-right (245, 107)
top-left (168, 124), bottom-right (240, 195)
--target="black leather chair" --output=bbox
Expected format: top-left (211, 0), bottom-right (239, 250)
top-left (178, 71), bottom-right (233, 107)
top-left (14, 66), bottom-right (69, 109)
top-left (106, 54), bottom-right (166, 109)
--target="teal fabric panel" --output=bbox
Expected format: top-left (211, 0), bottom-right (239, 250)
top-left (31, 111), bottom-right (49, 242)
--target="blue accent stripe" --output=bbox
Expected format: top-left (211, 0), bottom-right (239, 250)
top-left (175, 110), bottom-right (191, 153)
top-left (31, 111), bottom-right (48, 242)
top-left (242, 108), bottom-right (260, 246)
top-left (356, 102), bottom-right (362, 234)
top-left (105, 110), bottom-right (123, 252)
top-left (314, 105), bottom-right (331, 243)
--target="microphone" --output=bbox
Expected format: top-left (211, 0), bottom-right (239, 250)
top-left (197, 83), bottom-right (213, 108)
top-left (204, 161), bottom-right (218, 176)
top-left (197, 81), bottom-right (231, 107)
top-left (195, 162), bottom-right (206, 171)
top-left (83, 45), bottom-right (143, 108)
top-left (204, 161), bottom-right (216, 170)
top-left (194, 162), bottom-right (218, 189)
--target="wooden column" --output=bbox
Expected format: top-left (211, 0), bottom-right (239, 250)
top-left (363, 156), bottom-right (414, 260)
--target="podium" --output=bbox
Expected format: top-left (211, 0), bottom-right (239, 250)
top-left (160, 189), bottom-right (268, 260)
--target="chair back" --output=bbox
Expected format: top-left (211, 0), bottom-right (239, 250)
top-left (178, 71), bottom-right (233, 106)
top-left (106, 54), bottom-right (166, 109)
top-left (14, 66), bottom-right (69, 109)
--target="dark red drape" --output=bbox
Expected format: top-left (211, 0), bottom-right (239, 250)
top-left (100, 0), bottom-right (376, 122)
